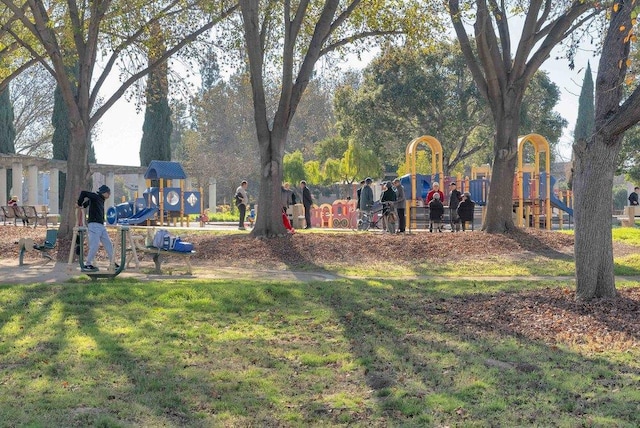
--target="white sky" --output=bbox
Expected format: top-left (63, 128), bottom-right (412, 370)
top-left (92, 30), bottom-right (599, 167)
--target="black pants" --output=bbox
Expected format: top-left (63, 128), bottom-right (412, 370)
top-left (238, 204), bottom-right (246, 228)
top-left (397, 208), bottom-right (405, 232)
top-left (304, 204), bottom-right (312, 228)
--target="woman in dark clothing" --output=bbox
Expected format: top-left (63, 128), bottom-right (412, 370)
top-left (428, 192), bottom-right (444, 232)
top-left (380, 182), bottom-right (397, 233)
top-left (457, 192), bottom-right (475, 231)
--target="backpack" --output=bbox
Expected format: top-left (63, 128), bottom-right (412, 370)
top-left (152, 229), bottom-right (172, 250)
top-left (172, 237), bottom-right (194, 253)
top-left (235, 191), bottom-right (243, 206)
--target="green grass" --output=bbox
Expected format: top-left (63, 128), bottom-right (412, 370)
top-left (0, 277), bottom-right (639, 426)
top-left (613, 226), bottom-right (640, 245)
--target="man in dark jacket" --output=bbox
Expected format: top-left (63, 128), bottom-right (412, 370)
top-left (448, 182), bottom-right (462, 232)
top-left (393, 178), bottom-right (406, 233)
top-left (77, 185), bottom-right (113, 271)
top-left (300, 180), bottom-right (313, 229)
top-left (629, 187), bottom-right (639, 206)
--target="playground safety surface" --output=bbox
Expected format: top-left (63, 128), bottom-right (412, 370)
top-left (3, 225), bottom-right (639, 284)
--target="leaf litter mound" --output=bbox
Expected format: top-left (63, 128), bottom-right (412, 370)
top-left (3, 227), bottom-right (639, 353)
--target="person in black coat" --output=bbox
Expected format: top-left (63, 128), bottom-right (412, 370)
top-left (300, 180), bottom-right (313, 229)
top-left (448, 182), bottom-right (462, 232)
top-left (457, 192), bottom-right (475, 231)
top-left (629, 187), bottom-right (639, 206)
top-left (428, 192), bottom-right (444, 232)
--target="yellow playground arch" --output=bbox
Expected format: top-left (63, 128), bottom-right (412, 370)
top-left (517, 133), bottom-right (552, 230)
top-left (405, 135), bottom-right (444, 229)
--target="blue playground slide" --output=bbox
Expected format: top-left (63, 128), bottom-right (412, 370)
top-left (118, 207), bottom-right (159, 225)
top-left (541, 174), bottom-right (573, 217)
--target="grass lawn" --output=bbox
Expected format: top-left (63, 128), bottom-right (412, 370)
top-left (1, 276), bottom-right (639, 427)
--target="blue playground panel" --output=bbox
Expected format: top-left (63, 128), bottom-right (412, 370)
top-left (468, 179), bottom-right (489, 205)
top-left (399, 173), bottom-right (432, 200)
top-left (142, 187), bottom-right (201, 215)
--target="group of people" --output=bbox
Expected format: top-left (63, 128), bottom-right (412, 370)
top-left (357, 177), bottom-right (406, 233)
top-left (235, 179), bottom-right (313, 231)
top-left (426, 182), bottom-right (475, 232)
top-left (357, 178), bottom-right (475, 233)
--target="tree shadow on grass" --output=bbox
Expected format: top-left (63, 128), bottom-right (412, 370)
top-left (318, 279), bottom-right (640, 425)
top-left (502, 229), bottom-right (574, 261)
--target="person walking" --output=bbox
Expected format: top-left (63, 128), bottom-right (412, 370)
top-left (393, 178), bottom-right (406, 233)
top-left (629, 187), bottom-right (639, 206)
top-left (448, 182), bottom-right (462, 232)
top-left (300, 180), bottom-right (313, 229)
top-left (235, 180), bottom-right (249, 230)
top-left (77, 185), bottom-right (114, 271)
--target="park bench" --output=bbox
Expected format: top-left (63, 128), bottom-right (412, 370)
top-left (1, 206), bottom-right (17, 225)
top-left (18, 229), bottom-right (58, 265)
top-left (127, 234), bottom-right (195, 274)
top-left (22, 206), bottom-right (44, 227)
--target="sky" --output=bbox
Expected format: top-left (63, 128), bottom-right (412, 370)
top-left (91, 30), bottom-right (599, 167)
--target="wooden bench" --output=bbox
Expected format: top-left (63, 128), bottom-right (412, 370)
top-left (128, 235), bottom-right (194, 274)
top-left (1, 206), bottom-right (17, 225)
top-left (34, 205), bottom-right (59, 226)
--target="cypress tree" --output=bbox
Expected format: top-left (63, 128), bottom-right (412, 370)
top-left (139, 27), bottom-right (172, 167)
top-left (139, 68), bottom-right (173, 166)
top-left (569, 62), bottom-right (594, 190)
top-left (573, 62), bottom-right (595, 142)
top-left (0, 87), bottom-right (16, 154)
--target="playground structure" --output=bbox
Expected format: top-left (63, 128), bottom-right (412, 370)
top-left (302, 133), bottom-right (573, 231)
top-left (514, 134), bottom-right (573, 230)
top-left (106, 161), bottom-right (204, 227)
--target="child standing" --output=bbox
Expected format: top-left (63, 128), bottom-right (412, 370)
top-left (428, 192), bottom-right (444, 232)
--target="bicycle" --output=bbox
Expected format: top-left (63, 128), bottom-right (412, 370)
top-left (357, 205), bottom-right (384, 231)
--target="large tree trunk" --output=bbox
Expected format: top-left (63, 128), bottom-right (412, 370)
top-left (572, 136), bottom-right (621, 300)
top-left (58, 124), bottom-right (91, 241)
top-left (483, 104), bottom-right (519, 233)
top-left (252, 132), bottom-right (289, 237)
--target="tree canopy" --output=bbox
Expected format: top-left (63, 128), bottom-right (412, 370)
top-left (239, 0), bottom-right (445, 236)
top-left (0, 0), bottom-right (237, 238)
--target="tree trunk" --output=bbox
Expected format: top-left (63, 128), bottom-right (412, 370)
top-left (58, 125), bottom-right (91, 242)
top-left (483, 110), bottom-right (519, 233)
top-left (572, 136), bottom-right (621, 300)
top-left (252, 132), bottom-right (288, 237)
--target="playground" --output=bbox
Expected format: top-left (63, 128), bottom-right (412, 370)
top-left (3, 137), bottom-right (640, 426)
top-left (2, 226), bottom-right (640, 426)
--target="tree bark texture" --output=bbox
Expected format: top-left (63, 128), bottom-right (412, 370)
top-left (59, 124), bottom-right (91, 240)
top-left (572, 137), bottom-right (620, 299)
top-left (252, 133), bottom-right (289, 237)
top-left (573, 0), bottom-right (634, 300)
top-left (482, 102), bottom-right (520, 233)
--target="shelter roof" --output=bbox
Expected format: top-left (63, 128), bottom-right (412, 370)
top-left (144, 161), bottom-right (187, 180)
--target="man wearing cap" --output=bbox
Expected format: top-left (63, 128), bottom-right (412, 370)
top-left (448, 182), bottom-right (462, 232)
top-left (77, 185), bottom-right (114, 271)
